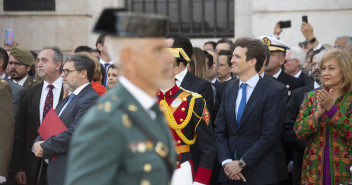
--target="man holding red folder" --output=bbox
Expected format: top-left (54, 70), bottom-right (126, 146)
top-left (33, 54), bottom-right (99, 185)
top-left (12, 47), bottom-right (64, 185)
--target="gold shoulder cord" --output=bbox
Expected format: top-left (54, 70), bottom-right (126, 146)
top-left (159, 94), bottom-right (201, 145)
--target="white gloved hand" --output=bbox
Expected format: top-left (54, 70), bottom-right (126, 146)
top-left (0, 176), bottom-right (7, 184)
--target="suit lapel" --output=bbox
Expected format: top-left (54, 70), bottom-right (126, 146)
top-left (237, 78), bottom-right (265, 130)
top-left (34, 83), bottom-right (43, 128)
top-left (227, 80), bottom-right (239, 132)
top-left (180, 71), bottom-right (192, 90)
top-left (58, 85), bottom-right (91, 117)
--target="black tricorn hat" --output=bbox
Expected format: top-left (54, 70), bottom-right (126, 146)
top-left (93, 8), bottom-right (168, 37)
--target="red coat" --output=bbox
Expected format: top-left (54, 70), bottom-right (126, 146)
top-left (158, 84), bottom-right (215, 185)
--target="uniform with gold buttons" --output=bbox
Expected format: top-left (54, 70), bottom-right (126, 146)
top-left (158, 84), bottom-right (216, 185)
top-left (64, 9), bottom-right (176, 185)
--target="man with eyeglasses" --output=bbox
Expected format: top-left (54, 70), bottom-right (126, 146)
top-left (33, 54), bottom-right (99, 185)
top-left (7, 47), bottom-right (39, 88)
top-left (12, 47), bottom-right (65, 185)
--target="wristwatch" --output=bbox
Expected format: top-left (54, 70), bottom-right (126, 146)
top-left (309, 37), bottom-right (316, 43)
top-left (238, 159), bottom-right (246, 168)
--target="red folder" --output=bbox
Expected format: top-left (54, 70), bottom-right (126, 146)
top-left (38, 108), bottom-right (67, 161)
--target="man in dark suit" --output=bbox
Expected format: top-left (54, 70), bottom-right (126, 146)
top-left (0, 47), bottom-right (23, 121)
top-left (260, 36), bottom-right (305, 97)
top-left (12, 47), bottom-right (64, 185)
top-left (284, 46), bottom-right (312, 86)
top-left (215, 38), bottom-right (285, 185)
top-left (33, 54), bottom-right (99, 185)
top-left (282, 49), bottom-right (324, 185)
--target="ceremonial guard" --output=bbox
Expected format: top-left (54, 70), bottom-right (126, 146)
top-left (158, 48), bottom-right (216, 185)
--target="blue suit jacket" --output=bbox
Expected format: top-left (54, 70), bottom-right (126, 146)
top-left (36, 84), bottom-right (99, 185)
top-left (215, 77), bottom-right (286, 185)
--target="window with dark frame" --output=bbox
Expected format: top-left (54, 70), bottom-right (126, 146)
top-left (126, 0), bottom-right (234, 38)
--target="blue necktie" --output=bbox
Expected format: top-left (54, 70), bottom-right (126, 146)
top-left (103, 63), bottom-right (110, 87)
top-left (58, 93), bottom-right (76, 116)
top-left (234, 83), bottom-right (247, 160)
top-left (237, 83), bottom-right (247, 125)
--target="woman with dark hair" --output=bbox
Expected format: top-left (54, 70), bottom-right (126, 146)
top-left (106, 64), bottom-right (119, 90)
top-left (294, 49), bottom-right (352, 185)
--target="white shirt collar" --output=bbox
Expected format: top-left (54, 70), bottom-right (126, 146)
top-left (314, 81), bottom-right (321, 89)
top-left (119, 76), bottom-right (156, 111)
top-left (239, 73), bottom-right (260, 89)
top-left (260, 72), bottom-right (265, 78)
top-left (99, 58), bottom-right (114, 66)
top-left (43, 77), bottom-right (62, 90)
top-left (0, 72), bottom-right (5, 79)
top-left (175, 68), bottom-right (188, 86)
top-left (294, 70), bottom-right (302, 78)
top-left (224, 76), bottom-right (232, 82)
top-left (272, 68), bottom-right (282, 79)
top-left (14, 75), bottom-right (28, 86)
top-left (70, 82), bottom-right (90, 96)
top-left (210, 78), bottom-right (218, 83)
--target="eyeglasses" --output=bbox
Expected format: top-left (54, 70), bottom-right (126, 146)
top-left (8, 61), bottom-right (25, 66)
top-left (62, 69), bottom-right (78, 76)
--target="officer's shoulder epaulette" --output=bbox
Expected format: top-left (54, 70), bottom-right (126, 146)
top-left (95, 92), bottom-right (121, 114)
top-left (179, 87), bottom-right (202, 98)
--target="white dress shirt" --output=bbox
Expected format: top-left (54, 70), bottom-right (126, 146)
top-left (40, 77), bottom-right (63, 122)
top-left (13, 75), bottom-right (28, 86)
top-left (272, 68), bottom-right (282, 79)
top-left (119, 76), bottom-right (157, 119)
top-left (222, 73), bottom-right (260, 166)
top-left (58, 82), bottom-right (90, 117)
top-left (294, 70), bottom-right (302, 78)
top-left (314, 81), bottom-right (321, 89)
top-left (175, 68), bottom-right (188, 87)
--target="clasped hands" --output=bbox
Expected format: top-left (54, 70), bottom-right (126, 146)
top-left (33, 141), bottom-right (44, 158)
top-left (224, 160), bottom-right (246, 182)
top-left (316, 89), bottom-right (334, 116)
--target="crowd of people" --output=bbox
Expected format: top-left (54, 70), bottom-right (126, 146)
top-left (0, 9), bottom-right (351, 185)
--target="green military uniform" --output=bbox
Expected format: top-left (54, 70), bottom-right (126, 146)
top-left (22, 75), bottom-right (40, 88)
top-left (65, 83), bottom-right (176, 185)
top-left (0, 80), bottom-right (14, 177)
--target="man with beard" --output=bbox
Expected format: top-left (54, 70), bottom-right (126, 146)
top-left (13, 47), bottom-right (64, 185)
top-left (282, 49), bottom-right (325, 185)
top-left (7, 47), bottom-right (39, 88)
top-left (33, 54), bottom-right (99, 185)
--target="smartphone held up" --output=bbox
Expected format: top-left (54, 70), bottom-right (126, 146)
top-left (279, 20), bottom-right (291, 29)
top-left (5, 29), bottom-right (14, 45)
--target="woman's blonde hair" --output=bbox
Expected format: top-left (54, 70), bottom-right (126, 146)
top-left (320, 49), bottom-right (352, 92)
top-left (77, 51), bottom-right (102, 82)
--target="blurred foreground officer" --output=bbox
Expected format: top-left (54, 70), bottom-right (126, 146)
top-left (0, 80), bottom-right (14, 184)
top-left (64, 9), bottom-right (176, 185)
top-left (159, 48), bottom-right (216, 185)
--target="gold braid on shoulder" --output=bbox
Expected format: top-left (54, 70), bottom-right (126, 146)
top-left (159, 95), bottom-right (201, 145)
